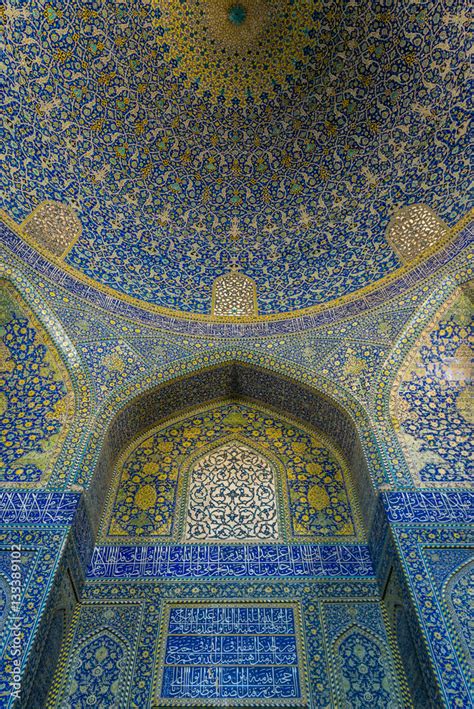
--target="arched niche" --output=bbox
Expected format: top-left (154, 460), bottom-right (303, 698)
top-left (98, 403), bottom-right (364, 545)
top-left (56, 628), bottom-right (129, 707)
top-left (333, 626), bottom-right (400, 708)
top-left (84, 360), bottom-right (382, 538)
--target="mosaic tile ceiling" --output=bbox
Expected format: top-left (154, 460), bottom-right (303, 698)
top-left (2, 0), bottom-right (471, 316)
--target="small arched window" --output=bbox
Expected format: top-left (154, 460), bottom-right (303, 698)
top-left (212, 270), bottom-right (257, 317)
top-left (21, 200), bottom-right (82, 258)
top-left (386, 204), bottom-right (448, 263)
top-left (184, 440), bottom-right (280, 542)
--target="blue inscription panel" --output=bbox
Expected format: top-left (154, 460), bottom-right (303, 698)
top-left (88, 543), bottom-right (374, 579)
top-left (158, 604), bottom-right (307, 705)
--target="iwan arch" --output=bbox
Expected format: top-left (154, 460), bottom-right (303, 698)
top-left (0, 295), bottom-right (472, 706)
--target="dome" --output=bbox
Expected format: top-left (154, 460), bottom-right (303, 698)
top-left (1, 0), bottom-right (471, 317)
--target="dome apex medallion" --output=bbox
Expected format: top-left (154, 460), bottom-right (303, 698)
top-left (153, 0), bottom-right (316, 103)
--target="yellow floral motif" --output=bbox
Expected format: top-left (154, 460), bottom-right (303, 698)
top-left (0, 281), bottom-right (74, 485)
top-left (100, 401), bottom-right (360, 542)
top-left (157, 441), bottom-right (173, 453)
top-left (135, 484), bottom-right (157, 511)
top-left (292, 442), bottom-right (306, 455)
top-left (307, 485), bottom-right (330, 511)
top-left (142, 462), bottom-right (159, 475)
top-left (183, 427), bottom-right (202, 439)
top-left (306, 462), bottom-right (323, 476)
top-left (0, 341), bottom-right (14, 372)
top-left (152, 0), bottom-right (317, 105)
top-left (103, 352), bottom-right (125, 372)
top-left (222, 412), bottom-right (247, 428)
top-left (391, 285), bottom-right (473, 483)
top-left (456, 386), bottom-right (474, 425)
top-left (343, 355), bottom-right (367, 377)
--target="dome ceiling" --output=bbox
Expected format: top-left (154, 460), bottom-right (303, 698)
top-left (2, 0), bottom-right (471, 317)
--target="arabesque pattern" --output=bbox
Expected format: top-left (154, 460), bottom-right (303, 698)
top-left (0, 281), bottom-right (73, 485)
top-left (391, 285), bottom-right (473, 483)
top-left (2, 0), bottom-right (471, 315)
top-left (100, 401), bottom-right (360, 543)
top-left (184, 441), bottom-right (280, 542)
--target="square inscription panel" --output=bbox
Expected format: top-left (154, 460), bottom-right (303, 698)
top-left (155, 602), bottom-right (308, 706)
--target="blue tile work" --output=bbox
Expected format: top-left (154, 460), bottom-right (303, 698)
top-left (55, 603), bottom-right (141, 709)
top-left (47, 579), bottom-right (408, 708)
top-left (423, 548), bottom-right (474, 677)
top-left (158, 604), bottom-right (305, 704)
top-left (88, 544), bottom-right (374, 580)
top-left (369, 490), bottom-right (474, 708)
top-left (323, 601), bottom-right (404, 709)
top-left (390, 285), bottom-right (473, 484)
top-left (0, 281), bottom-right (75, 486)
top-left (0, 549), bottom-right (37, 655)
top-left (375, 274), bottom-right (473, 488)
top-left (27, 607), bottom-right (65, 709)
top-left (394, 606), bottom-right (432, 709)
top-left (0, 529), bottom-right (69, 707)
top-left (0, 492), bottom-right (80, 525)
top-left (0, 489), bottom-right (92, 708)
top-left (2, 1), bottom-right (471, 315)
top-left (0, 218), bottom-right (471, 333)
top-left (382, 490), bottom-right (474, 524)
top-left (99, 401), bottom-right (362, 545)
top-left (391, 526), bottom-right (474, 708)
top-left (382, 569), bottom-right (432, 709)
top-left (0, 231), bottom-right (471, 708)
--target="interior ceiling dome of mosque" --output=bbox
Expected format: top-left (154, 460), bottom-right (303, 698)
top-left (1, 0), bottom-right (471, 316)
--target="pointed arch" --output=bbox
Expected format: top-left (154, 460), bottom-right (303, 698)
top-left (183, 438), bottom-right (280, 542)
top-left (178, 431), bottom-right (290, 542)
top-left (81, 354), bottom-right (385, 539)
top-left (97, 397), bottom-right (364, 544)
top-left (333, 625), bottom-right (399, 708)
top-left (60, 628), bottom-right (130, 708)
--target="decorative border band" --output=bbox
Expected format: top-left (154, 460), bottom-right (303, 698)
top-left (382, 491), bottom-right (474, 524)
top-left (0, 492), bottom-right (80, 525)
top-left (87, 544), bottom-right (374, 579)
top-left (1, 212), bottom-right (472, 334)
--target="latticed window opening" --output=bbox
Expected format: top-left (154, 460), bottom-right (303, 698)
top-left (212, 270), bottom-right (257, 316)
top-left (184, 440), bottom-right (280, 542)
top-left (22, 200), bottom-right (82, 258)
top-left (386, 203), bottom-right (448, 264)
